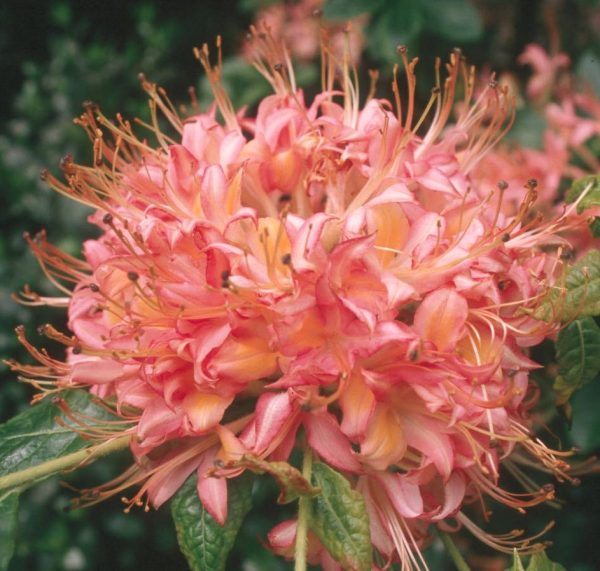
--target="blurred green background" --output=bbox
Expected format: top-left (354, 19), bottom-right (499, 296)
top-left (1, 1), bottom-right (600, 569)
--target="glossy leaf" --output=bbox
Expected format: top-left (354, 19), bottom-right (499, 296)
top-left (554, 317), bottom-right (600, 405)
top-left (309, 462), bottom-right (371, 571)
top-left (421, 0), bottom-right (483, 41)
top-left (0, 491), bottom-right (19, 571)
top-left (0, 390), bottom-right (123, 479)
top-left (171, 472), bottom-right (254, 571)
top-left (535, 250), bottom-right (600, 321)
top-left (224, 454), bottom-right (320, 504)
top-left (565, 174), bottom-right (600, 213)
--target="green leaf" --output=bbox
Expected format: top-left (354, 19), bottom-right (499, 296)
top-left (0, 491), bottom-right (19, 571)
top-left (535, 250), bottom-right (600, 321)
top-left (565, 174), bottom-right (600, 213)
top-left (367, 0), bottom-right (423, 65)
top-left (0, 390), bottom-right (122, 479)
top-left (589, 217), bottom-right (600, 238)
top-left (323, 0), bottom-right (384, 19)
top-left (170, 472), bottom-right (254, 571)
top-left (527, 551), bottom-right (567, 571)
top-left (421, 0), bottom-right (483, 42)
top-left (570, 379), bottom-right (600, 452)
top-left (309, 462), bottom-right (371, 571)
top-left (554, 316), bottom-right (600, 404)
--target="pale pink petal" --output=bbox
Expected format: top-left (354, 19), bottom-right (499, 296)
top-left (378, 472), bottom-right (424, 518)
top-left (304, 411), bottom-right (361, 473)
top-left (413, 288), bottom-right (468, 352)
top-left (197, 448), bottom-right (229, 525)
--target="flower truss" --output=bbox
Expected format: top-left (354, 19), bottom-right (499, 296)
top-left (9, 29), bottom-right (595, 571)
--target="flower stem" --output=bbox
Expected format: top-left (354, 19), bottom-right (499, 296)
top-left (294, 447), bottom-right (313, 571)
top-left (0, 435), bottom-right (131, 492)
top-left (440, 531), bottom-right (471, 571)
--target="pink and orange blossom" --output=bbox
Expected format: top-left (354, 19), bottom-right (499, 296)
top-left (10, 29), bottom-right (587, 569)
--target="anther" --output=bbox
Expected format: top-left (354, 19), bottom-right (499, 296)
top-left (497, 180), bottom-right (508, 191)
top-left (102, 213), bottom-right (113, 225)
top-left (273, 63), bottom-right (283, 72)
top-left (214, 459), bottom-right (225, 469)
top-left (488, 79), bottom-right (498, 88)
top-left (281, 253), bottom-right (292, 265)
top-left (431, 86), bottom-right (441, 94)
top-left (396, 45), bottom-right (408, 54)
top-left (221, 269), bottom-right (230, 288)
top-left (40, 168), bottom-right (49, 181)
top-left (37, 324), bottom-right (48, 336)
top-left (501, 233), bottom-right (510, 242)
top-left (312, 8), bottom-right (322, 17)
top-left (279, 193), bottom-right (292, 203)
top-left (527, 178), bottom-right (538, 189)
top-left (72, 345), bottom-right (82, 355)
top-left (89, 283), bottom-right (100, 293)
top-left (60, 154), bottom-right (75, 174)
top-left (127, 271), bottom-right (139, 282)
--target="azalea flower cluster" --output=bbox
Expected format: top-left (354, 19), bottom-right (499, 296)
top-left (12, 30), bottom-right (588, 569)
top-left (474, 43), bottom-right (600, 218)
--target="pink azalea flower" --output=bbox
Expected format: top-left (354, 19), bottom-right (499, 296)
top-left (12, 31), bottom-right (587, 569)
top-left (518, 43), bottom-right (570, 102)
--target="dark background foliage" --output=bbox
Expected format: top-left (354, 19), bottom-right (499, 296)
top-left (1, 1), bottom-right (599, 569)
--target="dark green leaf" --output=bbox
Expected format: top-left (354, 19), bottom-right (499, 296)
top-left (0, 491), bottom-right (19, 571)
top-left (323, 0), bottom-right (384, 19)
top-left (171, 472), bottom-right (254, 571)
top-left (570, 380), bottom-right (600, 452)
top-left (589, 217), bottom-right (600, 238)
top-left (535, 250), bottom-right (600, 321)
top-left (527, 551), bottom-right (567, 571)
top-left (421, 0), bottom-right (483, 42)
top-left (367, 0), bottom-right (423, 65)
top-left (309, 462), bottom-right (371, 571)
top-left (565, 175), bottom-right (600, 213)
top-left (554, 317), bottom-right (600, 404)
top-left (0, 390), bottom-right (122, 478)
